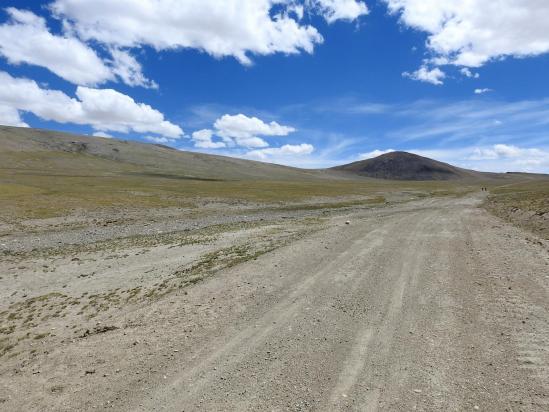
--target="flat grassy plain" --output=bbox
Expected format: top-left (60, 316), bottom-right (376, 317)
top-left (0, 167), bottom-right (480, 221)
top-left (0, 125), bottom-right (546, 233)
top-left (0, 130), bottom-right (479, 221)
top-left (0, 126), bottom-right (461, 222)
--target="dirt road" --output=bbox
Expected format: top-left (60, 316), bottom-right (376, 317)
top-left (2, 194), bottom-right (549, 411)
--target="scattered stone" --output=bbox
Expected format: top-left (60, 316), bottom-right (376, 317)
top-left (80, 325), bottom-right (118, 338)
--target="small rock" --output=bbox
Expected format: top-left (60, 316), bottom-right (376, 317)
top-left (345, 221), bottom-right (351, 225)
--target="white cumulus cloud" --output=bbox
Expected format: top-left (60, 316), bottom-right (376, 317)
top-left (191, 129), bottom-right (226, 149)
top-left (312, 0), bottom-right (369, 23)
top-left (213, 114), bottom-right (296, 148)
top-left (1, 1), bottom-right (369, 92)
top-left (0, 8), bottom-right (112, 86)
top-left (0, 104), bottom-right (29, 127)
top-left (0, 8), bottom-right (154, 88)
top-left (143, 136), bottom-right (176, 145)
top-left (403, 66), bottom-right (445, 85)
top-left (108, 48), bottom-right (157, 89)
top-left (418, 144), bottom-right (549, 173)
top-left (51, 0), bottom-right (325, 66)
top-left (468, 144), bottom-right (544, 161)
top-left (474, 88), bottom-right (493, 95)
top-left (0, 71), bottom-right (182, 137)
top-left (247, 143), bottom-right (314, 159)
top-left (460, 68), bottom-right (479, 79)
top-left (386, 0), bottom-right (549, 68)
top-left (75, 87), bottom-right (182, 137)
top-left (92, 131), bottom-right (112, 138)
top-left (359, 149), bottom-right (395, 159)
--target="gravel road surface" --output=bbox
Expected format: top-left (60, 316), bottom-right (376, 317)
top-left (2, 194), bottom-right (548, 411)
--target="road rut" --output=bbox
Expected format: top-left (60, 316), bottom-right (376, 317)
top-left (2, 194), bottom-right (548, 411)
top-left (122, 195), bottom-right (549, 411)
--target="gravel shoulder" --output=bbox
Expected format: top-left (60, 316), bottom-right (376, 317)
top-left (1, 193), bottom-right (548, 411)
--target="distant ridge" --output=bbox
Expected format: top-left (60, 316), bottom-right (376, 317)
top-left (1, 125), bottom-right (545, 182)
top-left (0, 125), bottom-right (337, 182)
top-left (332, 151), bottom-right (482, 181)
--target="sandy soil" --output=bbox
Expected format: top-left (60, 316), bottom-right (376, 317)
top-left (1, 193), bottom-right (549, 411)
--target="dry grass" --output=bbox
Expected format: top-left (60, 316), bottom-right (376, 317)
top-left (0, 127), bottom-right (485, 221)
top-left (0, 166), bottom-right (479, 221)
top-left (488, 180), bottom-right (549, 213)
top-left (485, 180), bottom-right (549, 239)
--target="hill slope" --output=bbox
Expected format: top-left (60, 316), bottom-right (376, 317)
top-left (0, 126), bottom-right (335, 182)
top-left (2, 126), bottom-right (544, 183)
top-left (2, 125), bottom-right (548, 222)
top-left (332, 151), bottom-right (484, 181)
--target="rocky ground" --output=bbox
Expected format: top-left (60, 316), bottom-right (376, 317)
top-left (485, 198), bottom-right (549, 240)
top-left (1, 193), bottom-right (548, 411)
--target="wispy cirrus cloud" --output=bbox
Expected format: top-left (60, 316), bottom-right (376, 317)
top-left (289, 96), bottom-right (549, 172)
top-left (411, 145), bottom-right (549, 173)
top-left (386, 99), bottom-right (549, 146)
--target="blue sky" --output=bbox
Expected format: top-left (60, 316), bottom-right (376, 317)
top-left (1, 0), bottom-right (549, 172)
